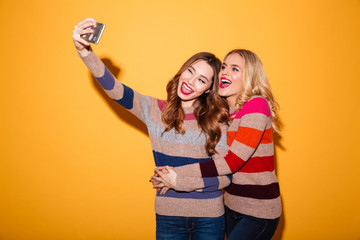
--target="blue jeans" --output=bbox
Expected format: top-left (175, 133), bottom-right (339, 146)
top-left (225, 206), bottom-right (279, 240)
top-left (156, 214), bottom-right (225, 240)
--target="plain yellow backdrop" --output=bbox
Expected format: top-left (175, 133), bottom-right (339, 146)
top-left (1, 0), bottom-right (359, 239)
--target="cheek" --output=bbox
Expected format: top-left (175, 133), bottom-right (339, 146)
top-left (218, 71), bottom-right (223, 79)
top-left (178, 74), bottom-right (186, 85)
top-left (177, 79), bottom-right (183, 92)
top-left (181, 71), bottom-right (191, 79)
top-left (204, 84), bottom-right (213, 94)
top-left (233, 73), bottom-right (242, 85)
top-left (195, 83), bottom-right (209, 94)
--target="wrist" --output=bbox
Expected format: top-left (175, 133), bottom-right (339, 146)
top-left (77, 46), bottom-right (91, 57)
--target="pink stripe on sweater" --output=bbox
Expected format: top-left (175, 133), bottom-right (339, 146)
top-left (184, 113), bottom-right (196, 120)
top-left (233, 97), bottom-right (270, 119)
top-left (157, 99), bottom-right (167, 112)
top-left (156, 100), bottom-right (196, 120)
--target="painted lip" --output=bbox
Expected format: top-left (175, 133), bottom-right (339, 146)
top-left (220, 77), bottom-right (232, 89)
top-left (180, 82), bottom-right (194, 95)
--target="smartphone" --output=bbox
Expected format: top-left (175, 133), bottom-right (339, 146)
top-left (81, 23), bottom-right (106, 44)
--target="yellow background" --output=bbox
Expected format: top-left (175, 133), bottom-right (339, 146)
top-left (1, 0), bottom-right (359, 239)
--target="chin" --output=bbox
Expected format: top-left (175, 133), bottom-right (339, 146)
top-left (218, 89), bottom-right (227, 97)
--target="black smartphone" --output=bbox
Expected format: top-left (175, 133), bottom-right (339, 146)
top-left (81, 23), bottom-right (106, 44)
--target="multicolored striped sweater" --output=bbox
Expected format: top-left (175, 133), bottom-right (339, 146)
top-left (79, 50), bottom-right (230, 217)
top-left (174, 97), bottom-right (282, 219)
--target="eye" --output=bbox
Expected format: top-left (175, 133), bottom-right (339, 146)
top-left (232, 67), bottom-right (239, 72)
top-left (198, 78), bottom-right (206, 84)
top-left (221, 65), bottom-right (226, 70)
top-left (188, 68), bottom-right (193, 74)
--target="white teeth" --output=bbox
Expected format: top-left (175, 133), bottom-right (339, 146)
top-left (183, 83), bottom-right (193, 92)
top-left (221, 79), bottom-right (231, 84)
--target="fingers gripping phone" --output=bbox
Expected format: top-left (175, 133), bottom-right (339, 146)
top-left (81, 23), bottom-right (105, 44)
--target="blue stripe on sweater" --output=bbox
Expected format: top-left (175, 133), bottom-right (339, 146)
top-left (153, 151), bottom-right (211, 167)
top-left (202, 177), bottom-right (219, 191)
top-left (113, 84), bottom-right (134, 109)
top-left (95, 67), bottom-right (115, 90)
top-left (153, 151), bottom-right (223, 199)
top-left (96, 67), bottom-right (134, 109)
top-left (157, 189), bottom-right (222, 199)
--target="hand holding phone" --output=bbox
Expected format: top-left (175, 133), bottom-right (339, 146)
top-left (81, 22), bottom-right (106, 44)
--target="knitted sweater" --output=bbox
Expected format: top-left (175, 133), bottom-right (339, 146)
top-left (79, 51), bottom-right (230, 217)
top-left (174, 97), bottom-right (282, 219)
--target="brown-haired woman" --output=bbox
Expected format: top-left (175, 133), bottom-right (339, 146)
top-left (154, 49), bottom-right (282, 240)
top-left (73, 18), bottom-right (231, 240)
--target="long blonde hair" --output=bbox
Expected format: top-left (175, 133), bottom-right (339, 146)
top-left (225, 49), bottom-right (280, 132)
top-left (162, 52), bottom-right (229, 155)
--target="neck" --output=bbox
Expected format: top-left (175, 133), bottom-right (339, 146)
top-left (226, 95), bottom-right (237, 107)
top-left (181, 99), bottom-right (196, 108)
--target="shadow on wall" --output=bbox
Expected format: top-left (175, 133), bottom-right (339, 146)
top-left (272, 115), bottom-right (286, 240)
top-left (89, 58), bottom-right (148, 137)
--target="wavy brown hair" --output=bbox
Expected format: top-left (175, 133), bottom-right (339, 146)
top-left (162, 52), bottom-right (229, 156)
top-left (225, 49), bottom-right (281, 132)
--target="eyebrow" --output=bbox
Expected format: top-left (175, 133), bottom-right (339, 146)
top-left (223, 63), bottom-right (241, 68)
top-left (189, 66), bottom-right (210, 82)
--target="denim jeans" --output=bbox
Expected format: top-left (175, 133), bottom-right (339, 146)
top-left (225, 206), bottom-right (279, 240)
top-left (156, 214), bottom-right (225, 240)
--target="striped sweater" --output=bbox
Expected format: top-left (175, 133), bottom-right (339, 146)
top-left (79, 50), bottom-right (230, 217)
top-left (174, 97), bottom-right (282, 219)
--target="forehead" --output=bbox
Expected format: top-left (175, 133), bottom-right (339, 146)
top-left (224, 53), bottom-right (244, 67)
top-left (190, 60), bottom-right (214, 80)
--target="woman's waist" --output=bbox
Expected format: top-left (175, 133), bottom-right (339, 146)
top-left (155, 194), bottom-right (225, 217)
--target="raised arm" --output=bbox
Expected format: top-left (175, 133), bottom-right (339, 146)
top-left (73, 18), bottom-right (151, 123)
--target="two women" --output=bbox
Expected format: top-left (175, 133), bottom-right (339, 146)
top-left (73, 18), bottom-right (232, 240)
top-left (154, 49), bottom-right (282, 239)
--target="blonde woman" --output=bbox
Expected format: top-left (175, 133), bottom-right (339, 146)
top-left (154, 49), bottom-right (282, 240)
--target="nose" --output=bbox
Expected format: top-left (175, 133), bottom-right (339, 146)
top-left (188, 76), bottom-right (196, 85)
top-left (221, 67), bottom-right (229, 76)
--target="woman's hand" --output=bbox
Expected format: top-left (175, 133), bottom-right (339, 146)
top-left (72, 18), bottom-right (97, 56)
top-left (151, 166), bottom-right (177, 193)
top-left (150, 170), bottom-right (162, 192)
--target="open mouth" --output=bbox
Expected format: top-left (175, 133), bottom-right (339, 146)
top-left (220, 77), bottom-right (232, 88)
top-left (180, 82), bottom-right (194, 95)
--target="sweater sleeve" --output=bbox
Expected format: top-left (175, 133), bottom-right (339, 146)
top-left (170, 126), bottom-right (232, 191)
top-left (79, 50), bottom-right (150, 123)
top-left (174, 97), bottom-right (271, 177)
top-left (174, 175), bottom-right (232, 192)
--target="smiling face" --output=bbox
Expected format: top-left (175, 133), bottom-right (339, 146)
top-left (177, 60), bottom-right (214, 107)
top-left (218, 53), bottom-right (245, 107)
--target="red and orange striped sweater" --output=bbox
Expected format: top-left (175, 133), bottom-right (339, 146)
top-left (174, 97), bottom-right (282, 219)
